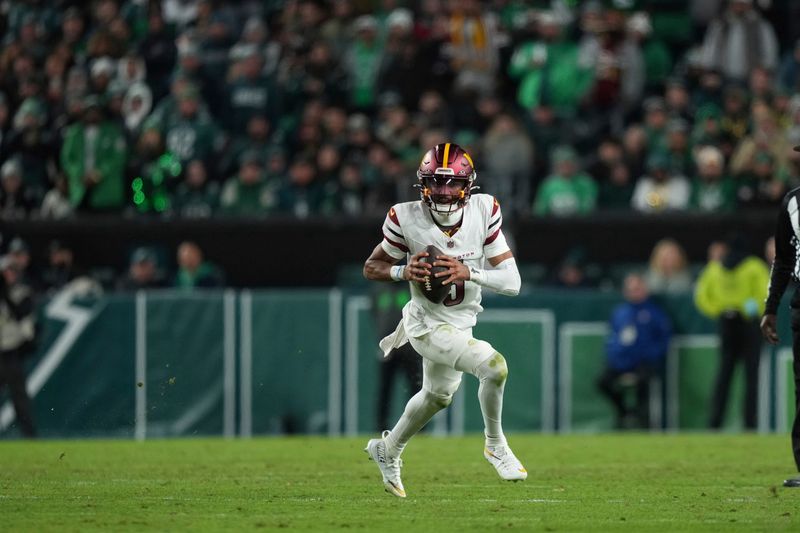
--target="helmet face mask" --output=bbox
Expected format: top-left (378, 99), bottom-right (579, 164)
top-left (416, 143), bottom-right (477, 216)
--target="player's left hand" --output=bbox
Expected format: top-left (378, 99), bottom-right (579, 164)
top-left (761, 313), bottom-right (779, 345)
top-left (433, 255), bottom-right (470, 285)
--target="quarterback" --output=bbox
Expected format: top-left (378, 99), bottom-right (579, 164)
top-left (363, 142), bottom-right (526, 498)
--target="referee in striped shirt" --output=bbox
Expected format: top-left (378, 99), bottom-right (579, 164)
top-left (762, 148), bottom-right (800, 487)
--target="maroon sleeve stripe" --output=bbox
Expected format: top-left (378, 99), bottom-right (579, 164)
top-left (388, 208), bottom-right (400, 226)
top-left (484, 228), bottom-right (501, 246)
top-left (491, 198), bottom-right (500, 216)
top-left (384, 234), bottom-right (409, 253)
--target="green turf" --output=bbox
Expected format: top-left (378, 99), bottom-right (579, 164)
top-left (1, 434), bottom-right (799, 531)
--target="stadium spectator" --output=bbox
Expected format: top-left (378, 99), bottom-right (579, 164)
top-left (700, 0), bottom-right (779, 83)
top-left (695, 234), bottom-right (770, 430)
top-left (550, 246), bottom-right (594, 289)
top-left (378, 10), bottom-right (433, 111)
top-left (41, 241), bottom-right (80, 293)
top-left (642, 97), bottom-right (669, 153)
top-left (719, 85), bottom-right (750, 153)
top-left (118, 247), bottom-right (166, 290)
top-left (690, 145), bottom-right (736, 212)
top-left (220, 151), bottom-right (278, 216)
top-left (622, 123), bottom-right (648, 179)
top-left (691, 103), bottom-right (724, 149)
top-left (508, 11), bottom-right (590, 117)
top-left (731, 100), bottom-right (792, 178)
top-left (0, 92), bottom-right (9, 151)
top-left (121, 82), bottom-right (153, 137)
top-left (172, 159), bottom-right (219, 218)
top-left (175, 241), bottom-right (223, 289)
top-left (664, 118), bottom-right (693, 177)
top-left (482, 113), bottom-right (534, 216)
top-left (736, 151), bottom-right (787, 207)
top-left (579, 6), bottom-right (643, 133)
top-left (597, 272), bottom-right (671, 429)
top-left (224, 44), bottom-right (281, 133)
top-left (0, 159), bottom-right (35, 219)
top-left (0, 254), bottom-right (37, 438)
top-left (345, 15), bottom-right (385, 111)
top-left (219, 114), bottom-right (276, 179)
top-left (664, 78), bottom-right (693, 122)
top-left (446, 0), bottom-right (501, 98)
top-left (60, 96), bottom-right (128, 212)
top-left (39, 175), bottom-right (73, 220)
top-left (588, 138), bottom-right (632, 210)
top-left (138, 7), bottom-right (176, 101)
top-left (631, 152), bottom-right (690, 213)
top-left (533, 146), bottom-right (597, 217)
top-left (645, 239), bottom-right (693, 294)
top-left (278, 156), bottom-right (334, 217)
top-left (779, 39), bottom-right (800, 92)
top-left (147, 85), bottom-right (223, 167)
top-left (626, 12), bottom-right (672, 94)
top-left (3, 97), bottom-right (55, 202)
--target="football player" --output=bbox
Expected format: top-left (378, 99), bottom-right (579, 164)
top-left (363, 142), bottom-right (526, 498)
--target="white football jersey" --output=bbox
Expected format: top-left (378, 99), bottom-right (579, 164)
top-left (380, 193), bottom-right (511, 334)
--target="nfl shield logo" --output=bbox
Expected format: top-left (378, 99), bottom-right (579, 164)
top-left (447, 240), bottom-right (455, 248)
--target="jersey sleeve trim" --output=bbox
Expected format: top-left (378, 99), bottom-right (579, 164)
top-left (388, 207), bottom-right (400, 226)
top-left (383, 235), bottom-right (409, 254)
top-left (484, 228), bottom-right (502, 245)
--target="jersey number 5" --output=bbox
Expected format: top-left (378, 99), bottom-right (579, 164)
top-left (443, 280), bottom-right (465, 306)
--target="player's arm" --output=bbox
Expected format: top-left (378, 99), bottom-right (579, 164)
top-left (432, 248), bottom-right (521, 296)
top-left (363, 244), bottom-right (431, 283)
top-left (365, 207), bottom-right (432, 283)
top-left (762, 194), bottom-right (796, 344)
top-left (467, 197), bottom-right (520, 296)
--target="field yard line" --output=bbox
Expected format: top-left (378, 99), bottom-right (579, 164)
top-left (135, 291), bottom-right (147, 441)
top-left (0, 288), bottom-right (97, 431)
top-left (223, 290), bottom-right (236, 438)
top-left (239, 291), bottom-right (252, 437)
top-left (328, 289), bottom-right (343, 436)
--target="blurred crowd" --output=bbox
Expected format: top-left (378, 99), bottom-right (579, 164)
top-left (0, 235), bottom-right (224, 294)
top-left (2, 0), bottom-right (800, 220)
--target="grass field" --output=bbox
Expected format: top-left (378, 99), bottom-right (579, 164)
top-left (1, 434), bottom-right (799, 531)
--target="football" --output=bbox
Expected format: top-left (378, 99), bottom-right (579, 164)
top-left (417, 244), bottom-right (450, 303)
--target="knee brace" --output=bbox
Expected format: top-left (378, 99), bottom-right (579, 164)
top-left (423, 389), bottom-right (454, 409)
top-left (476, 352), bottom-right (508, 386)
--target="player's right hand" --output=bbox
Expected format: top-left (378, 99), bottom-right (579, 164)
top-left (760, 314), bottom-right (779, 345)
top-left (404, 251), bottom-right (431, 283)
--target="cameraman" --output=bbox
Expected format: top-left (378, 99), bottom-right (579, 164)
top-left (0, 255), bottom-right (37, 437)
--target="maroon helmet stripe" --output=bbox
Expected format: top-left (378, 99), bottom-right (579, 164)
top-left (484, 228), bottom-right (501, 246)
top-left (384, 235), bottom-right (409, 253)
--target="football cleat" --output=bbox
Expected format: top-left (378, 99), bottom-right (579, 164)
top-left (784, 477), bottom-right (800, 488)
top-left (365, 431), bottom-right (406, 498)
top-left (484, 444), bottom-right (528, 481)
